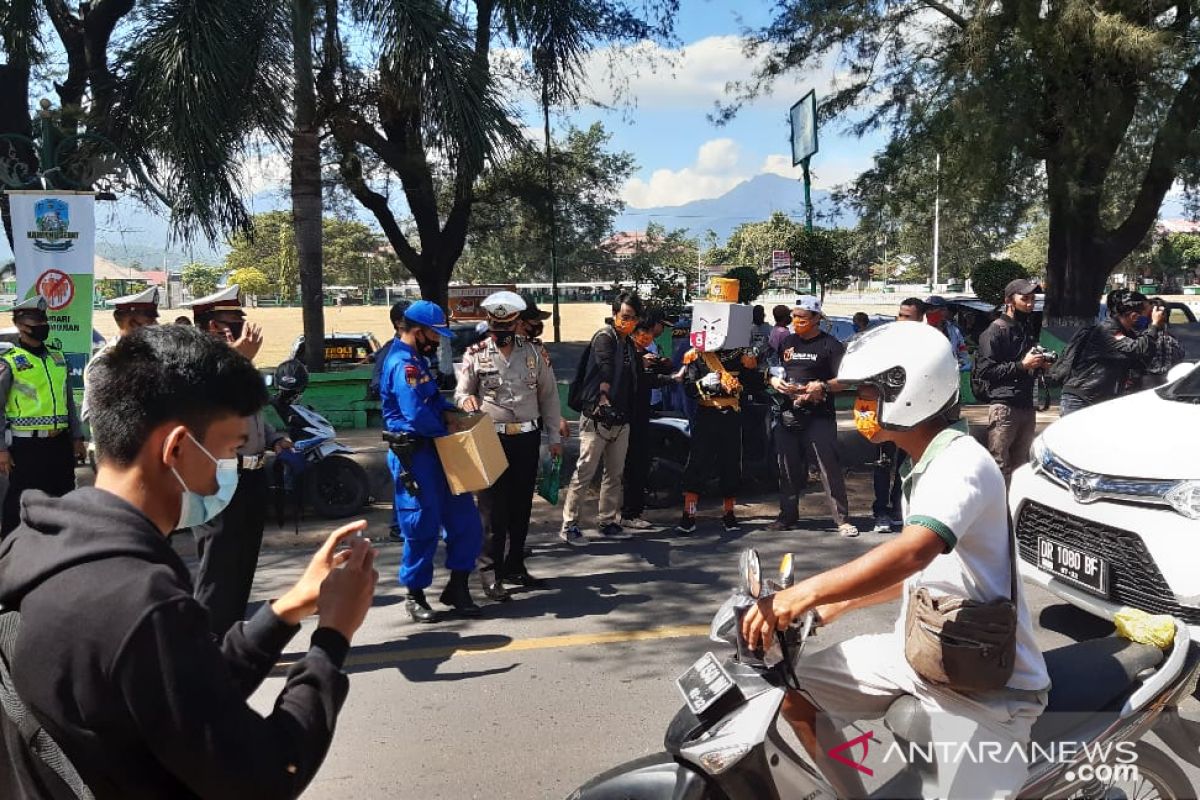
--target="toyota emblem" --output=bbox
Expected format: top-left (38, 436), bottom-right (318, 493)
top-left (1069, 470), bottom-right (1100, 504)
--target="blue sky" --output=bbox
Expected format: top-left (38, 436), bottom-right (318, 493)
top-left (538, 0), bottom-right (887, 209)
top-left (1, 3), bottom-right (887, 263)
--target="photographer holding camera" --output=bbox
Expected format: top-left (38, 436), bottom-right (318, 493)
top-left (559, 292), bottom-right (643, 544)
top-left (1059, 289), bottom-right (1168, 415)
top-left (973, 278), bottom-right (1046, 486)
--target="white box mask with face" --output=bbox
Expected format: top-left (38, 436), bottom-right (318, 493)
top-left (689, 302), bottom-right (753, 352)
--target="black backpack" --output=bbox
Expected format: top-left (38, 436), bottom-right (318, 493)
top-left (969, 361), bottom-right (991, 404)
top-left (1046, 325), bottom-right (1095, 387)
top-left (0, 610), bottom-right (94, 799)
top-left (567, 329), bottom-right (627, 416)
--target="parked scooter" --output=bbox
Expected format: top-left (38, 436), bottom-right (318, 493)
top-left (270, 360), bottom-right (370, 524)
top-left (570, 548), bottom-right (1200, 800)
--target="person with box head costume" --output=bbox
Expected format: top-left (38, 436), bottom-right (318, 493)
top-left (455, 291), bottom-right (561, 603)
top-left (381, 299), bottom-right (484, 623)
top-left (677, 281), bottom-right (757, 534)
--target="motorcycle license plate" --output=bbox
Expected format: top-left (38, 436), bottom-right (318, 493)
top-left (1037, 537), bottom-right (1110, 597)
top-left (676, 652), bottom-right (735, 716)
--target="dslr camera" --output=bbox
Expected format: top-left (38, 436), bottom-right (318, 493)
top-left (1030, 344), bottom-right (1058, 365)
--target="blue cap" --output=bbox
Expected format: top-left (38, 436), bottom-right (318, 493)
top-left (404, 300), bottom-right (452, 337)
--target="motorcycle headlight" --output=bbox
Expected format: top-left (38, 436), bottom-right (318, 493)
top-left (1166, 481), bottom-right (1200, 520)
top-left (698, 742), bottom-right (752, 775)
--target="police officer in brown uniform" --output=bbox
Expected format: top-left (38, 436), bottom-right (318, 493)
top-left (456, 291), bottom-right (562, 601)
top-left (186, 285), bottom-right (295, 633)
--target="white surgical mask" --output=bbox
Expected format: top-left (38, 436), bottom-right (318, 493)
top-left (171, 433), bottom-right (239, 529)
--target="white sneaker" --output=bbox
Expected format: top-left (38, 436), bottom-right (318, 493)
top-left (559, 525), bottom-right (586, 546)
top-left (838, 523), bottom-right (860, 538)
top-left (620, 516), bottom-right (653, 529)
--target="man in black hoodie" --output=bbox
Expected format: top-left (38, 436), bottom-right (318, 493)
top-left (0, 325), bottom-right (377, 799)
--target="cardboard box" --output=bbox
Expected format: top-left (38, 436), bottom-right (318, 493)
top-left (689, 301), bottom-right (753, 351)
top-left (435, 413), bottom-right (509, 494)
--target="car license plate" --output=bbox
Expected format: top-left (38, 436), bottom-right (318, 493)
top-left (676, 652), bottom-right (735, 716)
top-left (1037, 537), bottom-right (1110, 597)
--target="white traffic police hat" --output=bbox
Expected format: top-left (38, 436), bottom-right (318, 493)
top-left (480, 291), bottom-right (526, 324)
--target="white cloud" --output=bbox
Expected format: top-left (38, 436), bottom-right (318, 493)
top-left (760, 153), bottom-right (873, 190)
top-left (622, 138), bottom-right (749, 207)
top-left (238, 146), bottom-right (290, 198)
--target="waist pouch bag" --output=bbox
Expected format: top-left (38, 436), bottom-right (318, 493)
top-left (903, 583), bottom-right (1017, 692)
top-left (902, 436), bottom-right (1019, 692)
top-left (779, 402), bottom-right (812, 431)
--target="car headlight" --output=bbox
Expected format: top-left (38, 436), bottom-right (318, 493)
top-left (1029, 435), bottom-right (1047, 470)
top-left (1166, 481), bottom-right (1200, 520)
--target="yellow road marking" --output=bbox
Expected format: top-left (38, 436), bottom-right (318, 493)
top-left (276, 624), bottom-right (712, 672)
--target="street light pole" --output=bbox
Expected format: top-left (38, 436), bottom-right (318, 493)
top-left (932, 152), bottom-right (941, 291)
top-left (801, 157), bottom-right (816, 294)
top-left (542, 78), bottom-right (561, 343)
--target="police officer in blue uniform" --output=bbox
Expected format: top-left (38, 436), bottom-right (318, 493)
top-left (380, 300), bottom-right (484, 623)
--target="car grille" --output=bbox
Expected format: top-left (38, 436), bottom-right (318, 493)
top-left (1016, 501), bottom-right (1200, 624)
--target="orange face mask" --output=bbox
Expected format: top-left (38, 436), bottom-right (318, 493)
top-left (792, 316), bottom-right (814, 335)
top-left (854, 396), bottom-right (882, 440)
top-left (614, 317), bottom-right (637, 337)
top-left (632, 330), bottom-right (654, 349)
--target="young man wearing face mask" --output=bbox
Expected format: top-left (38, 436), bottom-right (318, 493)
top-left (0, 296), bottom-right (86, 536)
top-left (382, 300), bottom-right (485, 622)
top-left (186, 285), bottom-right (294, 635)
top-left (766, 296), bottom-right (857, 538)
top-left (560, 292), bottom-right (643, 544)
top-left (0, 325), bottom-right (378, 799)
top-left (1060, 289), bottom-right (1168, 415)
top-left (743, 321), bottom-right (1048, 800)
top-left (973, 279), bottom-right (1047, 485)
top-left (621, 310), bottom-right (675, 530)
top-left (456, 292), bottom-right (562, 601)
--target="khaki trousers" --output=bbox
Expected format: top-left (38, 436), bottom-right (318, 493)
top-left (562, 415), bottom-right (630, 529)
top-left (986, 404), bottom-right (1037, 486)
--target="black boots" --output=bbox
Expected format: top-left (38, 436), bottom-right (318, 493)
top-left (480, 570), bottom-right (511, 602)
top-left (405, 589), bottom-right (438, 624)
top-left (439, 570), bottom-right (482, 616)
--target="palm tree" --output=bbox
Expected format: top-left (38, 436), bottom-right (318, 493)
top-left (320, 0), bottom-right (676, 307)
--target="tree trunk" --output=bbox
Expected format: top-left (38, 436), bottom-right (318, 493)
top-left (292, 0), bottom-right (325, 373)
top-left (0, 61), bottom-right (35, 249)
top-left (1043, 162), bottom-right (1114, 326)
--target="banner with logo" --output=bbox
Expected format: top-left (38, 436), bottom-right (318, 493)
top-left (9, 191), bottom-right (96, 390)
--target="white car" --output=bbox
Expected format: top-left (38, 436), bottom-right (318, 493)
top-left (1011, 362), bottom-right (1200, 635)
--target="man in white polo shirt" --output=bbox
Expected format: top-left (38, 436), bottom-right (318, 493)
top-left (743, 321), bottom-right (1049, 799)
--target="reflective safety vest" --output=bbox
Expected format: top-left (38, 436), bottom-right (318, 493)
top-left (1, 345), bottom-right (70, 432)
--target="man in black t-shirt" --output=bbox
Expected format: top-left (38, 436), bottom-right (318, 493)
top-left (766, 296), bottom-right (858, 537)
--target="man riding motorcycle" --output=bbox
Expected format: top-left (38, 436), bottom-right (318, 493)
top-left (742, 321), bottom-right (1050, 799)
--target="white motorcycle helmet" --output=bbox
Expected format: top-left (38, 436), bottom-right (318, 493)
top-left (837, 322), bottom-right (960, 430)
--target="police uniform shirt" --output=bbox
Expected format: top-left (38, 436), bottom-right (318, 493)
top-left (774, 331), bottom-right (844, 417)
top-left (241, 411), bottom-right (283, 457)
top-left (455, 337), bottom-right (562, 444)
top-left (0, 345), bottom-right (82, 450)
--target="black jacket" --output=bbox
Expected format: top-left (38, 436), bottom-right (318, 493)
top-left (585, 327), bottom-right (637, 417)
top-left (0, 488), bottom-right (350, 800)
top-left (975, 313), bottom-right (1036, 407)
top-left (1063, 319), bottom-right (1161, 403)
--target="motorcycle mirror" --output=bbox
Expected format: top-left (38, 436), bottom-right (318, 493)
top-left (779, 553), bottom-right (795, 589)
top-left (739, 549), bottom-right (762, 599)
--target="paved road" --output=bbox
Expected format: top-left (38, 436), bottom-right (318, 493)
top-left (244, 509), bottom-right (1200, 800)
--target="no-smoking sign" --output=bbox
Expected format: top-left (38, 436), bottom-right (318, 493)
top-left (36, 269), bottom-right (74, 310)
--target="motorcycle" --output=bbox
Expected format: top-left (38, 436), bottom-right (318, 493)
top-left (269, 360), bottom-right (371, 524)
top-left (570, 548), bottom-right (1200, 800)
